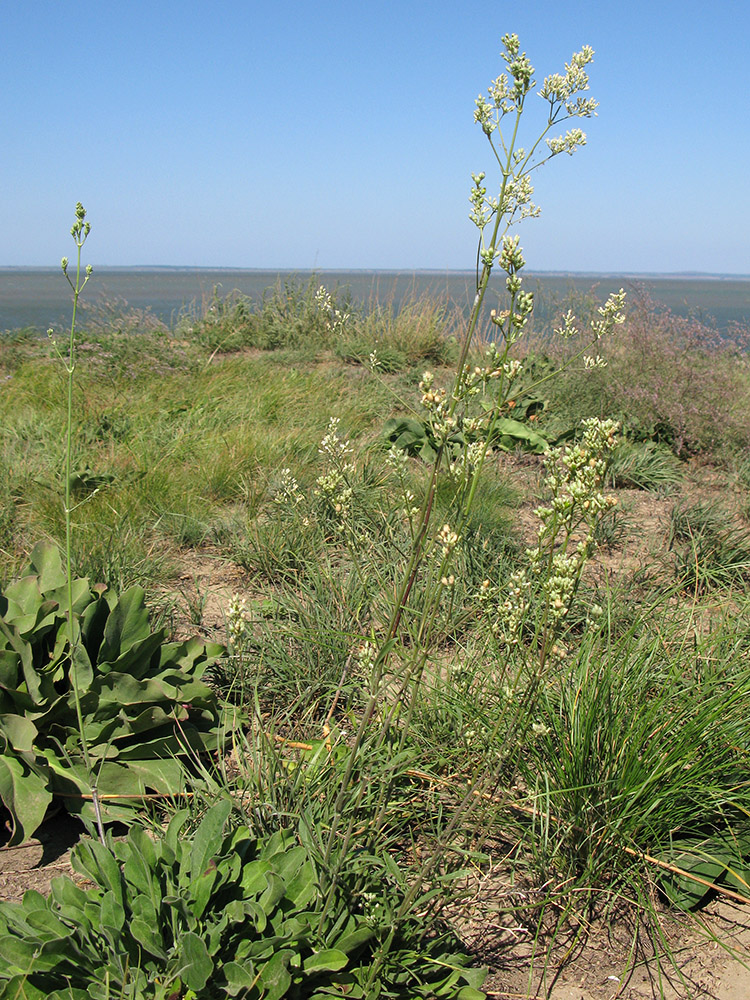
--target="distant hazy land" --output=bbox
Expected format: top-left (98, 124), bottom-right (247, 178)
top-left (2, 267), bottom-right (749, 335)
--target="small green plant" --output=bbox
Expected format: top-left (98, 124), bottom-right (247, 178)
top-left (0, 542), bottom-right (223, 844)
top-left (0, 800), bottom-right (486, 999)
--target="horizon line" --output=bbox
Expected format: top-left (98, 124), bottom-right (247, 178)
top-left (2, 265), bottom-right (750, 280)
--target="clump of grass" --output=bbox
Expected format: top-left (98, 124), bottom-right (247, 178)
top-left (337, 292), bottom-right (459, 371)
top-left (607, 438), bottom-right (683, 491)
top-left (183, 276), bottom-right (337, 353)
top-left (591, 503), bottom-right (632, 551)
top-left (668, 499), bottom-right (750, 592)
top-left (512, 611), bottom-right (750, 906)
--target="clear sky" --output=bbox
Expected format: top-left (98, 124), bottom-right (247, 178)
top-left (3, 1), bottom-right (749, 273)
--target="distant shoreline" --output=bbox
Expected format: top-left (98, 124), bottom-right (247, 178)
top-left (2, 265), bottom-right (749, 281)
top-left (2, 268), bottom-right (749, 335)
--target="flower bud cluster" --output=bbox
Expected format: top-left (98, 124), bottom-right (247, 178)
top-left (499, 235), bottom-right (525, 274)
top-left (226, 595), bottom-right (250, 644)
top-left (319, 416), bottom-right (353, 461)
top-left (541, 417), bottom-right (619, 517)
top-left (523, 418), bottom-right (619, 623)
top-left (316, 469), bottom-right (353, 516)
top-left (449, 439), bottom-right (486, 481)
top-left (356, 640), bottom-right (377, 674)
top-left (419, 372), bottom-right (447, 411)
top-left (543, 552), bottom-right (581, 623)
top-left (489, 569), bottom-right (531, 647)
top-left (474, 34), bottom-right (535, 129)
top-left (70, 202), bottom-right (92, 244)
top-left (437, 523), bottom-right (459, 557)
top-left (583, 354), bottom-right (607, 370)
top-left (419, 372), bottom-right (458, 442)
top-left (385, 446), bottom-right (421, 522)
top-left (469, 172), bottom-right (493, 229)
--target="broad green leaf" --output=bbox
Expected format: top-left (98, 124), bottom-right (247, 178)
top-left (0, 933), bottom-right (61, 973)
top-left (284, 860), bottom-right (318, 909)
top-left (190, 799), bottom-right (233, 880)
top-left (0, 622), bottom-right (38, 706)
top-left (24, 908), bottom-right (70, 940)
top-left (333, 925), bottom-right (375, 954)
top-left (178, 931), bottom-right (214, 991)
top-left (224, 960), bottom-right (259, 994)
top-left (27, 542), bottom-right (67, 592)
top-left (0, 751), bottom-right (52, 845)
top-left (164, 808), bottom-right (191, 856)
top-left (97, 632), bottom-right (166, 679)
top-left (72, 840), bottom-right (124, 907)
top-left (0, 714), bottom-right (37, 753)
top-left (69, 641), bottom-right (93, 693)
top-left (99, 889), bottom-right (125, 935)
top-left (49, 875), bottom-right (89, 914)
top-left (98, 586), bottom-right (151, 663)
top-left (0, 975), bottom-right (50, 999)
top-left (4, 576), bottom-right (45, 620)
top-left (191, 869), bottom-right (218, 922)
top-left (258, 949), bottom-right (294, 1000)
top-left (120, 757), bottom-right (186, 795)
top-left (130, 916), bottom-right (167, 960)
top-left (303, 949), bottom-right (348, 974)
top-left (0, 650), bottom-right (21, 690)
top-left (259, 872), bottom-right (286, 915)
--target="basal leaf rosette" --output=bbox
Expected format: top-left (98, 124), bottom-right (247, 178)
top-left (0, 542), bottom-right (225, 843)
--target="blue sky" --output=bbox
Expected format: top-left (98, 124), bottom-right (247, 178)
top-left (3, 1), bottom-right (749, 273)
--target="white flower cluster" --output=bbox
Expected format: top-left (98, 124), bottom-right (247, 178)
top-left (314, 285), bottom-right (350, 336)
top-left (554, 289), bottom-right (626, 342)
top-left (583, 354), bottom-right (607, 370)
top-left (449, 439), bottom-right (486, 481)
top-left (590, 289), bottom-right (627, 340)
top-left (525, 417), bottom-right (619, 622)
top-left (386, 446), bottom-right (420, 522)
top-left (538, 44), bottom-right (597, 117)
top-left (273, 467), bottom-right (304, 507)
top-left (546, 128), bottom-right (587, 156)
top-left (481, 569), bottom-right (530, 647)
top-left (500, 174), bottom-right (540, 221)
top-left (356, 640), bottom-right (377, 674)
top-left (316, 417), bottom-right (355, 520)
top-left (319, 417), bottom-right (353, 462)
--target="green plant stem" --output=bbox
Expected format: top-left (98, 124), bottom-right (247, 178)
top-left (60, 211), bottom-right (105, 844)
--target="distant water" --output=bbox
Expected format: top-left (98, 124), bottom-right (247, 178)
top-left (2, 267), bottom-right (749, 336)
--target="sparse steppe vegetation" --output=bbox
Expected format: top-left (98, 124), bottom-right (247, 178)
top-left (3, 33), bottom-right (750, 999)
top-left (3, 276), bottom-right (750, 998)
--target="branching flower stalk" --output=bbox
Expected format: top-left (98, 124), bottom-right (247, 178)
top-left (318, 36), bottom-right (628, 943)
top-left (48, 204), bottom-right (105, 843)
top-left (378, 36), bottom-right (609, 653)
